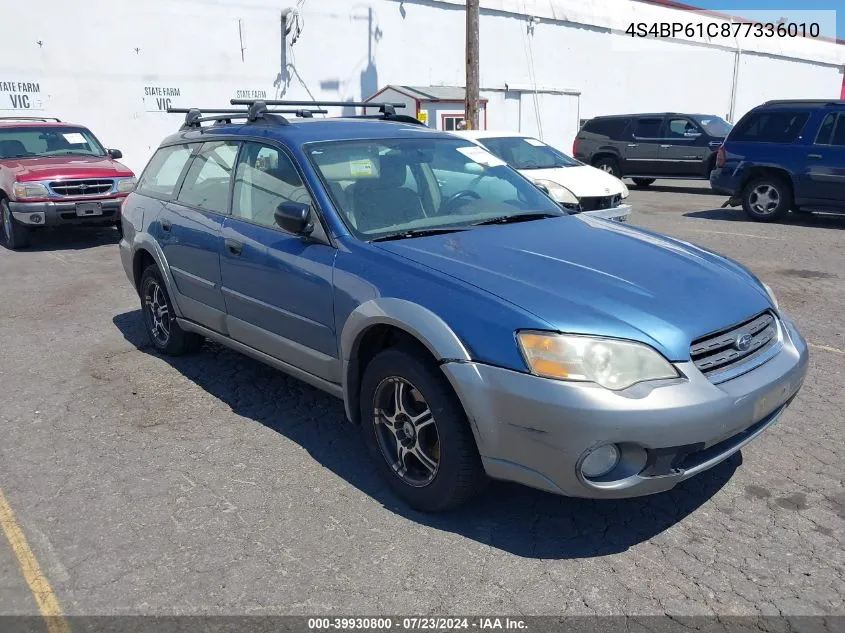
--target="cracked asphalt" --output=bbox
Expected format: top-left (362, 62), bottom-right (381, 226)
top-left (0, 181), bottom-right (843, 617)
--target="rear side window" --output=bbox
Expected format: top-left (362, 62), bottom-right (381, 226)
top-left (731, 110), bottom-right (809, 143)
top-left (136, 144), bottom-right (194, 198)
top-left (815, 113), bottom-right (845, 146)
top-left (633, 118), bottom-right (664, 138)
top-left (582, 118), bottom-right (629, 139)
top-left (176, 141), bottom-right (239, 214)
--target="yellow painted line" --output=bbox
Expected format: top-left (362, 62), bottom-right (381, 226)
top-left (809, 343), bottom-right (845, 355)
top-left (0, 488), bottom-right (71, 633)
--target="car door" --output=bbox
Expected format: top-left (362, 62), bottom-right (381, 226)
top-left (158, 140), bottom-right (238, 332)
top-left (804, 111), bottom-right (845, 207)
top-left (624, 117), bottom-right (664, 176)
top-left (219, 140), bottom-right (339, 384)
top-left (657, 116), bottom-right (711, 177)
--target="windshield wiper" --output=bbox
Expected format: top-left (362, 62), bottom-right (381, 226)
top-left (370, 227), bottom-right (468, 242)
top-left (472, 212), bottom-right (560, 226)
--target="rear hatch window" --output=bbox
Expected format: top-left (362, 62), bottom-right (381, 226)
top-left (730, 110), bottom-right (809, 143)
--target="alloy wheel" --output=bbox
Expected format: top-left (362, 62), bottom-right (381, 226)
top-left (749, 184), bottom-right (780, 215)
top-left (372, 377), bottom-right (440, 487)
top-left (144, 280), bottom-right (171, 346)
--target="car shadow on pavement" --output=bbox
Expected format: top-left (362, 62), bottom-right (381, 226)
top-left (113, 310), bottom-right (740, 560)
top-left (20, 226), bottom-right (121, 251)
top-left (685, 208), bottom-right (845, 229)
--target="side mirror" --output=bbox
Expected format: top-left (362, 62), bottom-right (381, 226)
top-left (275, 201), bottom-right (313, 235)
top-left (108, 149), bottom-right (123, 159)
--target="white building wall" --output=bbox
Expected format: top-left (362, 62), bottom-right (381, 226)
top-left (1, 0), bottom-right (842, 173)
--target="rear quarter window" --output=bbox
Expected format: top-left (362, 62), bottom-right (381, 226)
top-left (136, 144), bottom-right (196, 198)
top-left (730, 110), bottom-right (809, 143)
top-left (582, 118), bottom-right (629, 139)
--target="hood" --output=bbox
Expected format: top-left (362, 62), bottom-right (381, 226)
top-left (375, 216), bottom-right (771, 361)
top-left (1, 156), bottom-right (134, 181)
top-left (520, 165), bottom-right (625, 198)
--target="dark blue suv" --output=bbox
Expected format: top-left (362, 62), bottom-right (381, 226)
top-left (711, 99), bottom-right (845, 222)
top-left (119, 100), bottom-right (807, 512)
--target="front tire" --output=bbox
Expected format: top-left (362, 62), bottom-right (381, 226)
top-left (360, 347), bottom-right (486, 512)
top-left (632, 178), bottom-right (655, 188)
top-left (742, 176), bottom-right (791, 222)
top-left (1, 199), bottom-right (30, 250)
top-left (593, 157), bottom-right (621, 179)
top-left (139, 265), bottom-right (203, 355)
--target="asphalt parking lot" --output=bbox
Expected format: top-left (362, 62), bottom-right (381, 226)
top-left (1, 180), bottom-right (843, 617)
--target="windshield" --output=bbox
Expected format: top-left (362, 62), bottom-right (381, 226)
top-left (693, 116), bottom-right (733, 138)
top-left (307, 137), bottom-right (564, 240)
top-left (476, 136), bottom-right (580, 170)
top-left (0, 126), bottom-right (106, 159)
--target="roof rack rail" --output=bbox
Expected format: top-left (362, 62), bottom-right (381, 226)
top-left (0, 116), bottom-right (62, 122)
top-left (229, 98), bottom-right (423, 124)
top-left (763, 99), bottom-right (844, 106)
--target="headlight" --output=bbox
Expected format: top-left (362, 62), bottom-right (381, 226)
top-left (517, 331), bottom-right (678, 390)
top-left (762, 282), bottom-right (779, 310)
top-left (117, 177), bottom-right (137, 193)
top-left (13, 182), bottom-right (49, 199)
top-left (534, 179), bottom-right (579, 205)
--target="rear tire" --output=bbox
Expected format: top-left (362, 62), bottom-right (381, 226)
top-left (360, 347), bottom-right (486, 512)
top-left (741, 176), bottom-right (791, 222)
top-left (1, 199), bottom-right (30, 250)
top-left (139, 265), bottom-right (203, 355)
top-left (632, 178), bottom-right (655, 188)
top-left (593, 157), bottom-right (621, 179)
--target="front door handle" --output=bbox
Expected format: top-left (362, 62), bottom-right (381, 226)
top-left (161, 219), bottom-right (171, 232)
top-left (660, 144), bottom-right (672, 149)
top-left (807, 153), bottom-right (823, 160)
top-left (225, 238), bottom-right (244, 256)
top-left (627, 143), bottom-right (638, 148)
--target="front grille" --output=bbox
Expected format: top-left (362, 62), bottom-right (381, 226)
top-left (691, 311), bottom-right (779, 380)
top-left (579, 195), bottom-right (620, 211)
top-left (49, 179), bottom-right (114, 197)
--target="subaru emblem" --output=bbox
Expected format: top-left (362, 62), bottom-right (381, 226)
top-left (734, 333), bottom-right (752, 352)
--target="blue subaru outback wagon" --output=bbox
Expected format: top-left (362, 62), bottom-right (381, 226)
top-left (119, 100), bottom-right (808, 512)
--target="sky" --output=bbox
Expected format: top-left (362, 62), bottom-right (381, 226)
top-left (696, 0), bottom-right (842, 40)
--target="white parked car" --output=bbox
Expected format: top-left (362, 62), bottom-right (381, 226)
top-left (453, 131), bottom-right (632, 222)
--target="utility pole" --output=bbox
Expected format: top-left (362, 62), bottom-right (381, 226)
top-left (465, 0), bottom-right (480, 130)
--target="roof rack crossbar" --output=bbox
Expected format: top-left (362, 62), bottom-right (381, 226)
top-left (0, 116), bottom-right (61, 122)
top-left (230, 98), bottom-right (405, 115)
top-left (167, 108), bottom-right (327, 116)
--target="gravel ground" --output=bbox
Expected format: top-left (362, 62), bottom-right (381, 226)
top-left (0, 180), bottom-right (843, 617)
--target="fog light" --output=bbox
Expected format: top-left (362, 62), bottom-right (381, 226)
top-left (580, 444), bottom-right (621, 478)
top-left (30, 214), bottom-right (43, 224)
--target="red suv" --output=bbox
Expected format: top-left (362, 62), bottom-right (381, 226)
top-left (0, 117), bottom-right (136, 249)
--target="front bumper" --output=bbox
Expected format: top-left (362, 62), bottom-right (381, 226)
top-left (580, 203), bottom-right (631, 223)
top-left (10, 198), bottom-right (123, 227)
top-left (442, 316), bottom-right (808, 499)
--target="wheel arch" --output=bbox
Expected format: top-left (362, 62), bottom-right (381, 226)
top-left (130, 235), bottom-right (185, 318)
top-left (340, 299), bottom-right (472, 424)
top-left (740, 165), bottom-right (796, 198)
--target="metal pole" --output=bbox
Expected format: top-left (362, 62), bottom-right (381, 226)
top-left (465, 0), bottom-right (480, 130)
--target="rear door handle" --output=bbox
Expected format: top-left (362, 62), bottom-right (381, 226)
top-left (807, 153), bottom-right (823, 160)
top-left (161, 219), bottom-right (171, 232)
top-left (225, 238), bottom-right (244, 256)
top-left (627, 144), bottom-right (638, 148)
top-left (660, 144), bottom-right (672, 149)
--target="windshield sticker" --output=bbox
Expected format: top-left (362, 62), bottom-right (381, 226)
top-left (349, 159), bottom-right (376, 178)
top-left (456, 146), bottom-right (506, 167)
top-left (62, 132), bottom-right (86, 144)
top-left (525, 138), bottom-right (546, 147)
